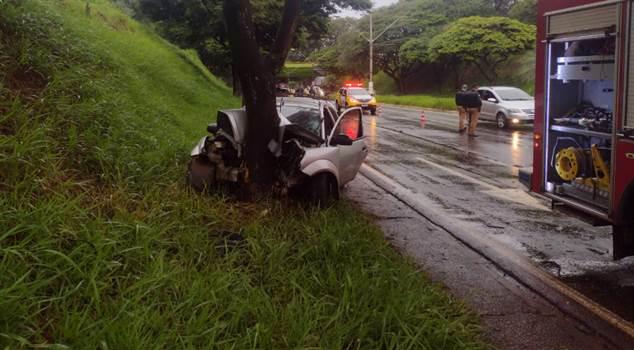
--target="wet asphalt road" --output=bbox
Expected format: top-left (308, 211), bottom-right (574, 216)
top-left (356, 103), bottom-right (634, 324)
top-left (288, 97), bottom-right (634, 345)
top-left (290, 99), bottom-right (634, 330)
top-left (346, 175), bottom-right (624, 349)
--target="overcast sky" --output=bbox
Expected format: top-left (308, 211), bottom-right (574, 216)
top-left (336, 0), bottom-right (399, 18)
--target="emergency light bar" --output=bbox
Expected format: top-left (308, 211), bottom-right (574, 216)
top-left (344, 82), bottom-right (364, 87)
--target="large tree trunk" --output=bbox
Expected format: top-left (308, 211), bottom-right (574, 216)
top-left (223, 0), bottom-right (302, 192)
top-left (223, 0), bottom-right (279, 189)
top-left (231, 64), bottom-right (242, 97)
top-left (474, 61), bottom-right (496, 84)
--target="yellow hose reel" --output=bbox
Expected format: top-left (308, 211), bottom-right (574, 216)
top-left (555, 147), bottom-right (585, 181)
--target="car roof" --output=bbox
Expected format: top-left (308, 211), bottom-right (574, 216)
top-left (277, 98), bottom-right (337, 113)
top-left (480, 86), bottom-right (525, 91)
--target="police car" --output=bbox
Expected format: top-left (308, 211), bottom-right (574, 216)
top-left (335, 83), bottom-right (378, 115)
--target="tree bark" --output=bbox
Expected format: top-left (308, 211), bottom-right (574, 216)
top-left (223, 0), bottom-right (280, 189)
top-left (270, 0), bottom-right (303, 74)
top-left (231, 64), bottom-right (242, 97)
top-left (473, 61), bottom-right (496, 84)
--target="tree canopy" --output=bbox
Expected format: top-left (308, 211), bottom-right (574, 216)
top-left (133, 0), bottom-right (370, 79)
top-left (428, 16), bottom-right (535, 83)
top-left (509, 0), bottom-right (537, 24)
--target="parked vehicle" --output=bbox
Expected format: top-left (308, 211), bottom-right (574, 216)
top-left (310, 86), bottom-right (326, 99)
top-left (533, 0), bottom-right (634, 259)
top-left (336, 83), bottom-right (378, 115)
top-left (187, 100), bottom-right (368, 205)
top-left (477, 86), bottom-right (535, 129)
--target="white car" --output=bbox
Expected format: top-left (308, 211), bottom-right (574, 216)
top-left (187, 99), bottom-right (368, 204)
top-left (478, 86), bottom-right (535, 129)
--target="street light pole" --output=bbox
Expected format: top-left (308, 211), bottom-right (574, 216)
top-left (369, 12), bottom-right (374, 95)
top-left (362, 13), bottom-right (403, 95)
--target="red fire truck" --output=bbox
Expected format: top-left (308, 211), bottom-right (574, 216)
top-left (534, 0), bottom-right (634, 259)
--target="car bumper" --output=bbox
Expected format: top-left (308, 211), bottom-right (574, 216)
top-left (508, 115), bottom-right (534, 125)
top-left (349, 102), bottom-right (377, 110)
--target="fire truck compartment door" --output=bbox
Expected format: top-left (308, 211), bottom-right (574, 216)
top-left (547, 4), bottom-right (617, 37)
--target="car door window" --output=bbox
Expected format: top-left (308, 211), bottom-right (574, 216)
top-left (332, 109), bottom-right (363, 141)
top-left (480, 90), bottom-right (494, 101)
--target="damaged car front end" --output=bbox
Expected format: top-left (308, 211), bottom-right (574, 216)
top-left (187, 100), bottom-right (368, 203)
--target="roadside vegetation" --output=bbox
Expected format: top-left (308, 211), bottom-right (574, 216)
top-left (0, 0), bottom-right (487, 348)
top-left (310, 0), bottom-right (536, 95)
top-left (281, 62), bottom-right (316, 81)
top-left (379, 94), bottom-right (456, 111)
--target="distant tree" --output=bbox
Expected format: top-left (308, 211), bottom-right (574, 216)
top-left (491, 0), bottom-right (517, 15)
top-left (134, 0), bottom-right (368, 86)
top-left (354, 0), bottom-right (491, 93)
top-left (399, 33), bottom-right (462, 91)
top-left (509, 0), bottom-right (537, 24)
top-left (428, 16), bottom-right (535, 83)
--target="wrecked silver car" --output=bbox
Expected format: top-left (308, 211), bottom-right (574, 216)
top-left (187, 99), bottom-right (368, 203)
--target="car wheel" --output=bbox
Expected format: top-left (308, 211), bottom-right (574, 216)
top-left (309, 173), bottom-right (336, 208)
top-left (186, 156), bottom-right (216, 192)
top-left (496, 113), bottom-right (508, 129)
top-left (370, 108), bottom-right (377, 116)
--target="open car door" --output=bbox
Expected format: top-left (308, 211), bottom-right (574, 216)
top-left (328, 107), bottom-right (368, 184)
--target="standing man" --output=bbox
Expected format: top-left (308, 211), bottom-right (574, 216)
top-left (464, 84), bottom-right (482, 137)
top-left (454, 84), bottom-right (469, 133)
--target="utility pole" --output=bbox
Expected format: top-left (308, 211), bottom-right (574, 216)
top-left (369, 12), bottom-right (373, 94)
top-left (361, 12), bottom-right (402, 95)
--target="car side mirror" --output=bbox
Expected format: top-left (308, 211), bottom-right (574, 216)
top-left (487, 98), bottom-right (498, 103)
top-left (331, 134), bottom-right (353, 146)
top-left (207, 123), bottom-right (218, 134)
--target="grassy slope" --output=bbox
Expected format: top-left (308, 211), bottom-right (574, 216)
top-left (0, 1), bottom-right (486, 348)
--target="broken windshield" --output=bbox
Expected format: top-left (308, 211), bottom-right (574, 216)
top-left (281, 105), bottom-right (322, 137)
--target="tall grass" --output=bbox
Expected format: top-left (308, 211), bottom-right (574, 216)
top-left (0, 0), bottom-right (486, 348)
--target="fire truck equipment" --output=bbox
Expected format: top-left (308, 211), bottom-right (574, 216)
top-left (534, 0), bottom-right (634, 259)
top-left (590, 144), bottom-right (610, 192)
top-left (553, 104), bottom-right (613, 133)
top-left (555, 147), bottom-right (585, 181)
top-left (554, 144), bottom-right (611, 194)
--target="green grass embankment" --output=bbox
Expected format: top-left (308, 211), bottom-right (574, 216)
top-left (281, 62), bottom-right (316, 81)
top-left (0, 0), bottom-right (486, 348)
top-left (379, 94), bottom-right (456, 111)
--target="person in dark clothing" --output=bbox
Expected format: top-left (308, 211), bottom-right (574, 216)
top-left (463, 84), bottom-right (482, 137)
top-left (455, 84), bottom-right (469, 133)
